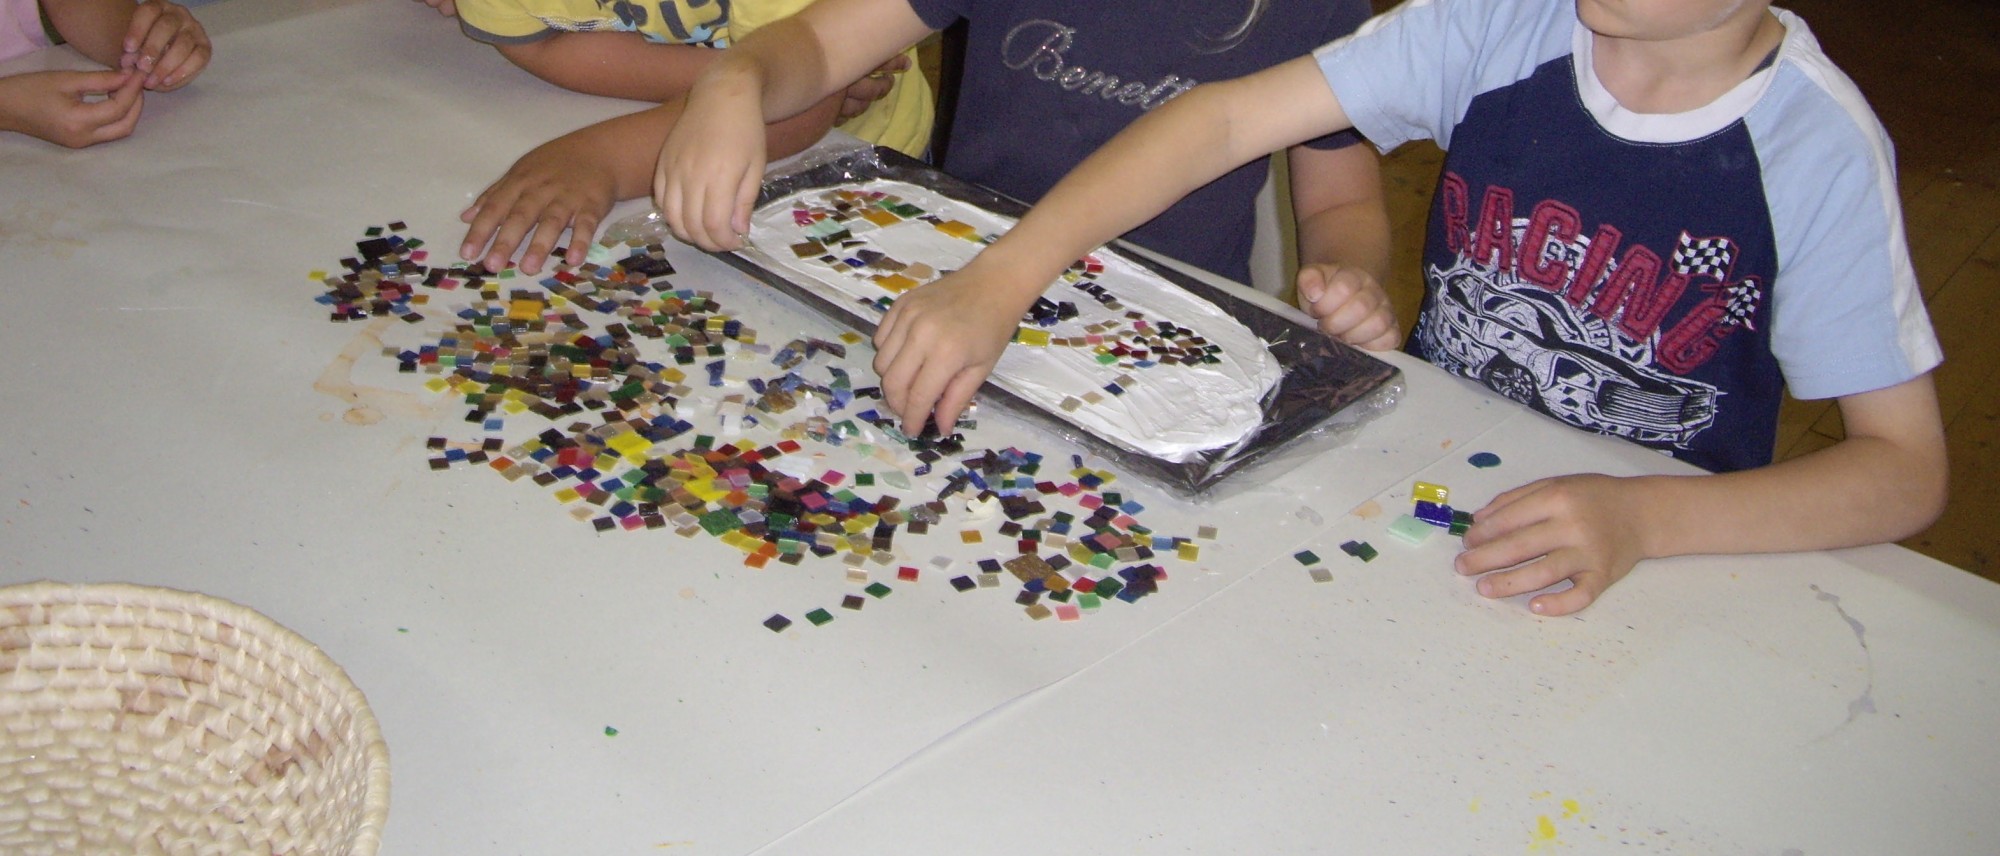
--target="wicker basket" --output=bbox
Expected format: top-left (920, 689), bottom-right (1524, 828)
top-left (0, 582), bottom-right (390, 856)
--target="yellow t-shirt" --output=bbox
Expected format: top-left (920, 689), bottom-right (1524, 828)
top-left (459, 0), bottom-right (730, 47)
top-left (458, 0), bottom-right (932, 157)
top-left (730, 0), bottom-right (932, 158)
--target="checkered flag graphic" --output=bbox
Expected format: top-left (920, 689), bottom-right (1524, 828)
top-left (1671, 232), bottom-right (1736, 280)
top-left (1723, 279), bottom-right (1761, 330)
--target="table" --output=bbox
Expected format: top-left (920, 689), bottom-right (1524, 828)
top-left (4, 2), bottom-right (1997, 853)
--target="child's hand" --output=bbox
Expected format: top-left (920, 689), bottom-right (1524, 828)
top-left (0, 70), bottom-right (144, 148)
top-left (654, 79), bottom-right (769, 252)
top-left (412, 0), bottom-right (458, 16)
top-left (872, 271), bottom-right (1024, 436)
top-left (460, 131), bottom-right (620, 275)
top-left (837, 54), bottom-right (908, 123)
top-left (1296, 262), bottom-right (1399, 350)
top-left (121, 0), bottom-right (211, 91)
top-left (1455, 474), bottom-right (1652, 616)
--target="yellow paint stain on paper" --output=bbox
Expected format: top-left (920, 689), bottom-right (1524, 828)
top-left (1524, 795), bottom-right (1587, 852)
top-left (1528, 816), bottom-right (1560, 848)
top-left (1560, 799), bottom-right (1588, 823)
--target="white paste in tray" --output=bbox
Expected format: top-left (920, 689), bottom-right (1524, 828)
top-left (741, 179), bottom-right (1282, 462)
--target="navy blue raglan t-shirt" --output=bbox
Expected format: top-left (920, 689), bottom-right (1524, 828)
top-left (903, 0), bottom-right (1373, 286)
top-left (1317, 0), bottom-right (1940, 472)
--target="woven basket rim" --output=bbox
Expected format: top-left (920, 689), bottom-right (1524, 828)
top-left (0, 579), bottom-right (392, 856)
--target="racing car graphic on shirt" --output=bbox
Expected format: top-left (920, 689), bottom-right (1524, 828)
top-left (1416, 264), bottom-right (1719, 449)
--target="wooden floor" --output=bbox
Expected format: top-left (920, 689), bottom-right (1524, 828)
top-left (921, 2), bottom-right (2000, 582)
top-left (1367, 0), bottom-right (2000, 583)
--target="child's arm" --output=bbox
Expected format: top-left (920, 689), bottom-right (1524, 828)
top-left (494, 33), bottom-right (718, 103)
top-left (44, 0), bottom-right (210, 91)
top-left (1288, 141), bottom-right (1400, 350)
top-left (1457, 373), bottom-right (1949, 615)
top-left (654, 0), bottom-right (934, 251)
top-left (496, 33), bottom-right (906, 112)
top-left (0, 69), bottom-right (144, 147)
top-left (460, 92), bottom-right (847, 274)
top-left (870, 55), bottom-right (1354, 434)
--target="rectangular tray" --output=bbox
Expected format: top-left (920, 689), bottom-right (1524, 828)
top-left (714, 145), bottom-right (1400, 496)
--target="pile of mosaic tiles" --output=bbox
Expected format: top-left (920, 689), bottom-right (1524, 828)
top-left (309, 225), bottom-right (1216, 630)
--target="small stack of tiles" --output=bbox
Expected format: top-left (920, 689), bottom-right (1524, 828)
top-left (1290, 479), bottom-right (1476, 583)
top-left (1383, 480), bottom-right (1473, 546)
top-left (310, 225), bottom-right (1217, 629)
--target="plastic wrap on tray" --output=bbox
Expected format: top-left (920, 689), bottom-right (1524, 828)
top-left (606, 145), bottom-right (1401, 498)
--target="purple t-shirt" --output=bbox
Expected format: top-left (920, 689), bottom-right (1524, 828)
top-left (905, 0), bottom-right (1372, 285)
top-left (2, 0), bottom-right (54, 64)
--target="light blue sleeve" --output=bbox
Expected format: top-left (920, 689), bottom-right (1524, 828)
top-left (1311, 0), bottom-right (1573, 151)
top-left (1751, 60), bottom-right (1942, 400)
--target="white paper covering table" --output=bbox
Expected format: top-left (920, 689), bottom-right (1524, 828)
top-left (2, 1), bottom-right (1996, 853)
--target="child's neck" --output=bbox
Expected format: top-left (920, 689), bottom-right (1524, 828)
top-left (1591, 8), bottom-right (1785, 114)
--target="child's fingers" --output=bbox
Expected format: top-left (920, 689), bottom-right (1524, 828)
top-left (1455, 507), bottom-right (1567, 577)
top-left (86, 77), bottom-right (146, 144)
top-left (123, 2), bottom-right (164, 56)
top-left (931, 370), bottom-right (982, 437)
top-left (901, 359), bottom-right (956, 438)
top-left (696, 166), bottom-right (756, 251)
top-left (55, 69), bottom-right (136, 98)
top-left (1350, 323), bottom-right (1400, 351)
top-left (1526, 574), bottom-right (1607, 616)
top-left (499, 185), bottom-right (571, 274)
top-left (872, 324), bottom-right (906, 400)
top-left (519, 188), bottom-right (604, 275)
top-left (685, 177), bottom-right (730, 250)
top-left (682, 164), bottom-right (738, 250)
top-left (652, 168), bottom-right (683, 244)
top-left (148, 32), bottom-right (211, 90)
top-left (563, 209), bottom-right (601, 271)
top-left (1300, 265), bottom-right (1399, 348)
top-left (1457, 533), bottom-right (1551, 579)
top-left (1471, 555), bottom-right (1574, 600)
top-left (458, 214), bottom-right (493, 256)
top-left (1315, 295), bottom-right (1395, 348)
top-left (132, 12), bottom-right (192, 72)
top-left (481, 204), bottom-right (545, 273)
top-left (1295, 265), bottom-right (1329, 306)
top-left (1472, 477), bottom-right (1550, 518)
top-left (731, 171), bottom-right (756, 242)
top-left (514, 206), bottom-right (574, 275)
top-left (874, 336), bottom-right (919, 429)
top-left (873, 302), bottom-right (904, 353)
top-left (460, 185), bottom-right (518, 260)
top-left (101, 69), bottom-right (147, 108)
top-left (1460, 480), bottom-right (1560, 550)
